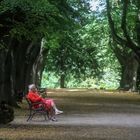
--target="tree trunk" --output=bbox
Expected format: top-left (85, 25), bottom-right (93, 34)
top-left (32, 46), bottom-right (49, 87)
top-left (60, 74), bottom-right (65, 88)
top-left (14, 40), bottom-right (33, 94)
top-left (59, 45), bottom-right (67, 88)
top-left (119, 54), bottom-right (139, 91)
top-left (0, 49), bottom-right (8, 102)
top-left (24, 40), bottom-right (41, 90)
top-left (0, 38), bottom-right (17, 105)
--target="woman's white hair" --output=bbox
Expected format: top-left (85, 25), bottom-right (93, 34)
top-left (28, 84), bottom-right (36, 90)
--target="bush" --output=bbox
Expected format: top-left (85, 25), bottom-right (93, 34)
top-left (0, 101), bottom-right (14, 124)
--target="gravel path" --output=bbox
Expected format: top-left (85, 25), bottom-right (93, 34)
top-left (11, 112), bottom-right (140, 127)
top-left (10, 112), bottom-right (140, 140)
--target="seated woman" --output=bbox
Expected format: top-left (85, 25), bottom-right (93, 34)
top-left (27, 84), bottom-right (63, 121)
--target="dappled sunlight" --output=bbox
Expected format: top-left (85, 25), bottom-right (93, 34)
top-left (48, 88), bottom-right (89, 93)
top-left (48, 88), bottom-right (140, 95)
top-left (45, 89), bottom-right (140, 115)
top-left (47, 88), bottom-right (140, 98)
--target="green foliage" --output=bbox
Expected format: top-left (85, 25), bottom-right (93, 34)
top-left (41, 72), bottom-right (59, 88)
top-left (41, 69), bottom-right (120, 89)
top-left (0, 0), bottom-right (78, 41)
top-left (42, 2), bottom-right (121, 89)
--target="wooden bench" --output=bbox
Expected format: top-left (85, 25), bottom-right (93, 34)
top-left (25, 97), bottom-right (49, 121)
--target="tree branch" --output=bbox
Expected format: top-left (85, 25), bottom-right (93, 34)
top-left (106, 0), bottom-right (126, 45)
top-left (121, 0), bottom-right (138, 48)
top-left (106, 0), bottom-right (140, 61)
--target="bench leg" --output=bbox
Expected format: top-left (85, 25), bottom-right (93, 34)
top-left (27, 110), bottom-right (34, 121)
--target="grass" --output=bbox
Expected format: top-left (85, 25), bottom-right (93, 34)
top-left (1, 88), bottom-right (140, 140)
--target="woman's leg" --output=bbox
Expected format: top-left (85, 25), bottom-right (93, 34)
top-left (42, 98), bottom-right (63, 115)
top-left (49, 99), bottom-right (63, 115)
top-left (49, 108), bottom-right (57, 121)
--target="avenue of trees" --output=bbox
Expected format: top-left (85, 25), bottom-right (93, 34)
top-left (0, 0), bottom-right (140, 123)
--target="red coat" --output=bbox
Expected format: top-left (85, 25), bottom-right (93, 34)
top-left (27, 91), bottom-right (42, 103)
